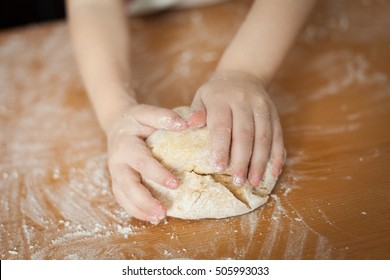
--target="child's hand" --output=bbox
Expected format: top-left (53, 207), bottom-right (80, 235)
top-left (107, 104), bottom-right (188, 224)
top-left (189, 70), bottom-right (285, 187)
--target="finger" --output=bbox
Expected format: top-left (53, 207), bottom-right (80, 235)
top-left (270, 110), bottom-right (285, 177)
top-left (206, 105), bottom-right (232, 172)
top-left (123, 137), bottom-right (180, 190)
top-left (248, 109), bottom-right (272, 187)
top-left (111, 164), bottom-right (167, 223)
top-left (189, 94), bottom-right (206, 128)
top-left (131, 104), bottom-right (188, 131)
top-left (114, 183), bottom-right (163, 223)
top-left (230, 108), bottom-right (255, 186)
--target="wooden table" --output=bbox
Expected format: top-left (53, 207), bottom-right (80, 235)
top-left (1, 0), bottom-right (389, 259)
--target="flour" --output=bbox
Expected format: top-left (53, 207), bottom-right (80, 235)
top-left (309, 52), bottom-right (388, 101)
top-left (287, 123), bottom-right (361, 135)
top-left (314, 236), bottom-right (332, 259)
top-left (174, 50), bottom-right (193, 77)
top-left (283, 222), bottom-right (309, 259)
top-left (257, 200), bottom-right (283, 259)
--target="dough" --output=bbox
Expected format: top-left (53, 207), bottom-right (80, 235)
top-left (142, 107), bottom-right (279, 219)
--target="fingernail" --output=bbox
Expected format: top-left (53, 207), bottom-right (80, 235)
top-left (272, 167), bottom-right (282, 177)
top-left (232, 175), bottom-right (245, 186)
top-left (215, 164), bottom-right (225, 173)
top-left (149, 216), bottom-right (160, 225)
top-left (212, 152), bottom-right (226, 172)
top-left (152, 212), bottom-right (165, 221)
top-left (152, 205), bottom-right (166, 219)
top-left (249, 174), bottom-right (261, 187)
top-left (166, 178), bottom-right (179, 189)
top-left (172, 119), bottom-right (188, 130)
top-left (188, 111), bottom-right (206, 128)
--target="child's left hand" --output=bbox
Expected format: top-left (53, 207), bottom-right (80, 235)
top-left (188, 70), bottom-right (285, 187)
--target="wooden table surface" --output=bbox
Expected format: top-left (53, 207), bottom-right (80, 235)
top-left (1, 0), bottom-right (389, 260)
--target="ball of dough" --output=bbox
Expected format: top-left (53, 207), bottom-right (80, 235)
top-left (142, 107), bottom-right (279, 219)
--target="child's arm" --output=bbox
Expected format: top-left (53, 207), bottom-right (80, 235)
top-left (189, 0), bottom-right (316, 186)
top-left (67, 0), bottom-right (132, 131)
top-left (218, 0), bottom-right (316, 83)
top-left (67, 0), bottom-right (188, 224)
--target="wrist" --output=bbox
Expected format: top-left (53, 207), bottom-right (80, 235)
top-left (215, 62), bottom-right (272, 87)
top-left (211, 69), bottom-right (269, 88)
top-left (90, 86), bottom-right (139, 135)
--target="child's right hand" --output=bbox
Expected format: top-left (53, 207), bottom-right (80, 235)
top-left (106, 104), bottom-right (188, 224)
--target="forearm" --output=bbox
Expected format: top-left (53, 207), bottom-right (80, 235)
top-left (217, 0), bottom-right (316, 86)
top-left (67, 0), bottom-right (135, 133)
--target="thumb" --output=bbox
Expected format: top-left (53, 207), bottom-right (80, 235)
top-left (189, 95), bottom-right (206, 128)
top-left (131, 104), bottom-right (188, 131)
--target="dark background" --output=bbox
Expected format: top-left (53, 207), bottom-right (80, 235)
top-left (0, 0), bottom-right (65, 29)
